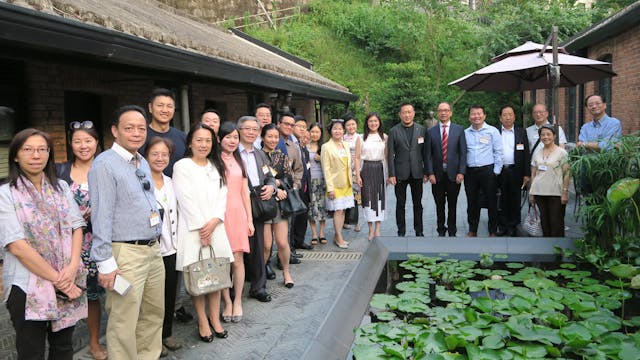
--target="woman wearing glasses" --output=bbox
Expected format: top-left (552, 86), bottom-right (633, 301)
top-left (56, 121), bottom-right (108, 359)
top-left (1, 128), bottom-right (87, 359)
top-left (322, 120), bottom-right (354, 249)
top-left (173, 123), bottom-right (233, 342)
top-left (144, 137), bottom-right (182, 355)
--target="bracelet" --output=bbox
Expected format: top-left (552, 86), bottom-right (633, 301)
top-left (563, 188), bottom-right (569, 191)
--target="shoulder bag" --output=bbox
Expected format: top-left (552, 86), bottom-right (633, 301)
top-left (279, 182), bottom-right (308, 216)
top-left (250, 183), bottom-right (278, 222)
top-left (523, 203), bottom-right (544, 237)
top-left (183, 246), bottom-right (231, 296)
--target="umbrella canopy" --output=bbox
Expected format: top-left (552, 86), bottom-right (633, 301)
top-left (449, 42), bottom-right (616, 92)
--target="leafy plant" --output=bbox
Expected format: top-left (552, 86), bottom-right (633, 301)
top-left (355, 255), bottom-right (640, 359)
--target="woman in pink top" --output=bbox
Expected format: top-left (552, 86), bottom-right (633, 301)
top-left (219, 122), bottom-right (253, 323)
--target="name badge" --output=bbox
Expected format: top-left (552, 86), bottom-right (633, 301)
top-left (262, 165), bottom-right (269, 175)
top-left (306, 162), bottom-right (311, 170)
top-left (80, 183), bottom-right (89, 191)
top-left (538, 164), bottom-right (548, 171)
top-left (269, 166), bottom-right (278, 177)
top-left (516, 144), bottom-right (525, 150)
top-left (149, 211), bottom-right (160, 226)
top-left (417, 137), bottom-right (424, 144)
top-left (479, 136), bottom-right (490, 144)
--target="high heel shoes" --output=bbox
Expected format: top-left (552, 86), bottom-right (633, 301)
top-left (333, 239), bottom-right (349, 249)
top-left (208, 318), bottom-right (229, 339)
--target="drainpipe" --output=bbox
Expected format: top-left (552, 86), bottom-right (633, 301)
top-left (180, 85), bottom-right (190, 132)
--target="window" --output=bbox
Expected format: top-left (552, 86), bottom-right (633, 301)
top-left (597, 54), bottom-right (612, 115)
top-left (566, 87), bottom-right (577, 141)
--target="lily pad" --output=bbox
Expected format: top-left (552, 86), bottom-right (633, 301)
top-left (370, 294), bottom-right (399, 310)
top-left (523, 277), bottom-right (557, 290)
top-left (610, 264), bottom-right (638, 279)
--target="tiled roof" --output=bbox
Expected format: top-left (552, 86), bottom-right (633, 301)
top-left (5, 0), bottom-right (351, 94)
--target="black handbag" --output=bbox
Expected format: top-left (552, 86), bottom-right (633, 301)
top-left (344, 203), bottom-right (359, 225)
top-left (280, 183), bottom-right (308, 216)
top-left (250, 185), bottom-right (278, 222)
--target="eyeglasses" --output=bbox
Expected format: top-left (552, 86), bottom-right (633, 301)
top-left (135, 169), bottom-right (151, 191)
top-left (532, 111), bottom-right (547, 115)
top-left (436, 109), bottom-right (451, 113)
top-left (240, 127), bottom-right (260, 132)
top-left (69, 121), bottom-right (94, 130)
top-left (21, 147), bottom-right (50, 154)
top-left (280, 122), bottom-right (295, 128)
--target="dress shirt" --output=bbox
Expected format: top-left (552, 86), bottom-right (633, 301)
top-left (89, 142), bottom-right (161, 274)
top-left (239, 143), bottom-right (260, 187)
top-left (275, 137), bottom-right (288, 155)
top-left (578, 114), bottom-right (622, 151)
top-left (465, 122), bottom-right (503, 174)
top-left (501, 126), bottom-right (515, 165)
top-left (439, 121), bottom-right (450, 165)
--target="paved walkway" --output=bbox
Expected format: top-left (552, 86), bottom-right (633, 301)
top-left (0, 182), bottom-right (582, 360)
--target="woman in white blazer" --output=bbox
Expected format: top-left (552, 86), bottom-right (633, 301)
top-left (173, 124), bottom-right (233, 343)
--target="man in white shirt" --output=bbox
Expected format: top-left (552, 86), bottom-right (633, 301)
top-left (526, 104), bottom-right (566, 156)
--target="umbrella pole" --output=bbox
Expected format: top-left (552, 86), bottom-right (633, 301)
top-left (542, 26), bottom-right (561, 145)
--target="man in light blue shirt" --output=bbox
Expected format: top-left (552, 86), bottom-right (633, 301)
top-left (89, 105), bottom-right (165, 359)
top-left (577, 94), bottom-right (622, 152)
top-left (464, 105), bottom-right (503, 237)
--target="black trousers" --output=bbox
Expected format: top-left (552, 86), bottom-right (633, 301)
top-left (498, 166), bottom-right (523, 232)
top-left (534, 195), bottom-right (566, 237)
top-left (465, 165), bottom-right (498, 234)
top-left (245, 221), bottom-right (267, 295)
top-left (431, 175), bottom-right (461, 235)
top-left (394, 177), bottom-right (423, 234)
top-left (290, 189), bottom-right (309, 248)
top-left (162, 253), bottom-right (178, 339)
top-left (7, 285), bottom-right (75, 360)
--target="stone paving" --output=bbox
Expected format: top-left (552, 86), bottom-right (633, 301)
top-left (0, 182), bottom-right (583, 360)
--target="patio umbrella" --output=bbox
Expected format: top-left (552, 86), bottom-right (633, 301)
top-left (448, 41), bottom-right (616, 92)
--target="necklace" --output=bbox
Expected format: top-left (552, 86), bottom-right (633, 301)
top-left (221, 152), bottom-right (233, 160)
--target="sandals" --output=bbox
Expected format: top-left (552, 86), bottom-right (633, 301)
top-left (319, 237), bottom-right (328, 244)
top-left (311, 238), bottom-right (319, 245)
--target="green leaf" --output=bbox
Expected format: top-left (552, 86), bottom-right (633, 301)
top-left (607, 178), bottom-right (640, 204)
top-left (631, 274), bottom-right (640, 289)
top-left (508, 344), bottom-right (547, 357)
top-left (472, 297), bottom-right (494, 313)
top-left (382, 343), bottom-right (407, 359)
top-left (375, 311), bottom-right (396, 321)
top-left (397, 299), bottom-right (428, 314)
top-left (610, 264), bottom-right (638, 279)
top-left (352, 343), bottom-right (386, 359)
top-left (560, 323), bottom-right (592, 347)
top-left (482, 334), bottom-right (505, 349)
top-left (619, 342), bottom-right (640, 360)
top-left (523, 277), bottom-right (557, 290)
top-left (370, 294), bottom-right (399, 310)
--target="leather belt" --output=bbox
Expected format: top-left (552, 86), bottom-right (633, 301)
top-left (122, 237), bottom-right (159, 246)
top-left (503, 164), bottom-right (516, 169)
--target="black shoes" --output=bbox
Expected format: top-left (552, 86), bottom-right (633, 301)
top-left (416, 231), bottom-right (424, 237)
top-left (291, 250), bottom-right (303, 258)
top-left (249, 291), bottom-right (272, 302)
top-left (265, 264), bottom-right (276, 280)
top-left (175, 306), bottom-right (193, 323)
top-left (398, 231), bottom-right (405, 237)
top-left (277, 256), bottom-right (301, 270)
top-left (296, 243), bottom-right (314, 250)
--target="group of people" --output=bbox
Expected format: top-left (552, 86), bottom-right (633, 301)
top-left (0, 86), bottom-right (621, 360)
top-left (388, 96), bottom-right (620, 240)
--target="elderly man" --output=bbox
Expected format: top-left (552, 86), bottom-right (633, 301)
top-left (464, 105), bottom-right (503, 237)
top-left (253, 103), bottom-right (273, 148)
top-left (526, 104), bottom-right (566, 156)
top-left (577, 95), bottom-right (621, 152)
top-left (90, 105), bottom-right (165, 359)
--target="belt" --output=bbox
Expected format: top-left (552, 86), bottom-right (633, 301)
top-left (503, 164), bottom-right (516, 169)
top-left (468, 164), bottom-right (493, 170)
top-left (122, 237), bottom-right (159, 246)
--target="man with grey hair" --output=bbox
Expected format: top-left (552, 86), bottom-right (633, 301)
top-left (526, 104), bottom-right (566, 157)
top-left (237, 116), bottom-right (277, 302)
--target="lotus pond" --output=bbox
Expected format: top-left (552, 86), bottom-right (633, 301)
top-left (353, 255), bottom-right (640, 359)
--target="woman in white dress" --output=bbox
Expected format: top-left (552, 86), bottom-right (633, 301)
top-left (343, 114), bottom-right (362, 232)
top-left (355, 113), bottom-right (387, 240)
top-left (172, 124), bottom-right (233, 343)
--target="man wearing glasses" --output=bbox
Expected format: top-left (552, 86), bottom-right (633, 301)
top-left (89, 105), bottom-right (165, 359)
top-left (577, 95), bottom-right (621, 152)
top-left (526, 104), bottom-right (567, 157)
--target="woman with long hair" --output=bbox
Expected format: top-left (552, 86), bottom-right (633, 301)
top-left (218, 122), bottom-right (254, 322)
top-left (173, 124), bottom-right (233, 342)
top-left (356, 113), bottom-right (388, 241)
top-left (56, 121), bottom-right (107, 359)
top-left (260, 123), bottom-right (295, 288)
top-left (307, 122), bottom-right (328, 245)
top-left (1, 128), bottom-right (87, 359)
top-left (322, 120), bottom-right (354, 249)
top-left (529, 124), bottom-right (570, 237)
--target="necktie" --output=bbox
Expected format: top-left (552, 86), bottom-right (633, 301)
top-left (442, 124), bottom-right (448, 164)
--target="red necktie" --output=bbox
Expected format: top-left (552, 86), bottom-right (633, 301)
top-left (442, 124), bottom-right (448, 164)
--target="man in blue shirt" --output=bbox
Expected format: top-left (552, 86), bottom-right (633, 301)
top-left (464, 105), bottom-right (503, 237)
top-left (577, 94), bottom-right (622, 152)
top-left (90, 105), bottom-right (165, 359)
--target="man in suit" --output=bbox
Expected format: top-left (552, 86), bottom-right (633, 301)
top-left (387, 103), bottom-right (427, 237)
top-left (237, 115), bottom-right (277, 302)
top-left (497, 105), bottom-right (530, 236)
top-left (424, 102), bottom-right (467, 237)
top-left (464, 105), bottom-right (503, 237)
top-left (291, 115), bottom-right (312, 250)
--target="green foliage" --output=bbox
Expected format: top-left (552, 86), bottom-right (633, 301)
top-left (568, 135), bottom-right (640, 270)
top-left (355, 255), bottom-right (640, 359)
top-left (243, 0), bottom-right (619, 128)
